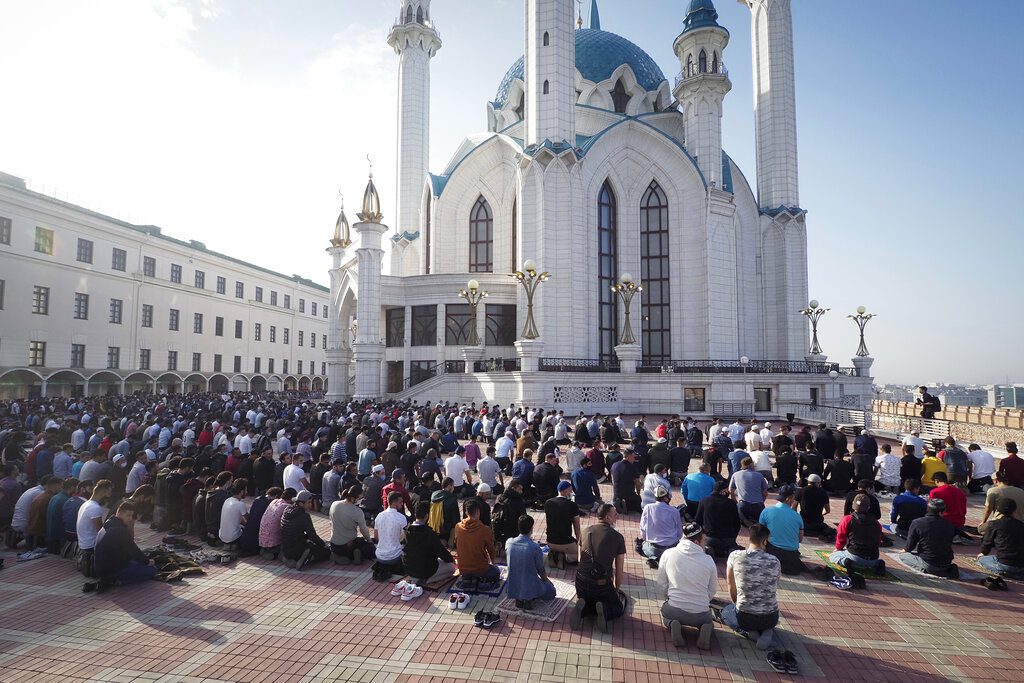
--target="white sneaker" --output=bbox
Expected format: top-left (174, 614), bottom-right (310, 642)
top-left (400, 584), bottom-right (424, 601)
top-left (449, 593), bottom-right (460, 610)
top-left (390, 580), bottom-right (409, 597)
top-left (457, 593), bottom-right (472, 610)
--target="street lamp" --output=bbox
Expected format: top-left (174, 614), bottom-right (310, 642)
top-left (610, 273), bottom-right (643, 345)
top-left (740, 355), bottom-right (750, 375)
top-left (458, 279), bottom-right (489, 346)
top-left (847, 306), bottom-right (876, 357)
top-left (798, 300), bottom-right (829, 356)
top-left (828, 370), bottom-right (840, 380)
top-left (510, 259), bottom-right (550, 340)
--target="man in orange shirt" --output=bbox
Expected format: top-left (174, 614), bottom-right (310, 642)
top-left (454, 499), bottom-right (499, 583)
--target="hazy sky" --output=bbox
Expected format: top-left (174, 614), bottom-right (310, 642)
top-left (2, 0), bottom-right (1021, 384)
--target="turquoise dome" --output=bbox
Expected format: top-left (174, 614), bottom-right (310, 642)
top-left (494, 29), bottom-right (667, 107)
top-left (682, 0), bottom-right (723, 33)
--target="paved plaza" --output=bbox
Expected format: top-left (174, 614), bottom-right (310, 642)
top-left (0, 478), bottom-right (1021, 683)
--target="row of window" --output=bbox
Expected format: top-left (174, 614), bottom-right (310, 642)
top-left (26, 340), bottom-right (324, 376)
top-left (385, 304), bottom-right (516, 348)
top-left (1, 218), bottom-right (327, 317)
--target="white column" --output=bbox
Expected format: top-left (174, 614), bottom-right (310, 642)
top-left (435, 303), bottom-right (446, 369)
top-left (525, 0), bottom-right (576, 147)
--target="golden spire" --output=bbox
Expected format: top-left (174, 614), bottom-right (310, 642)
top-left (577, 0), bottom-right (583, 29)
top-left (331, 191), bottom-right (351, 247)
top-left (357, 155), bottom-right (383, 223)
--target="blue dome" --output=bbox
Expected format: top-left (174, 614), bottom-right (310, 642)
top-left (494, 29), bottom-right (667, 107)
top-left (682, 0), bottom-right (723, 33)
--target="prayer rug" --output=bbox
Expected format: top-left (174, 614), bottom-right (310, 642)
top-left (447, 565), bottom-right (508, 596)
top-left (496, 579), bottom-right (575, 622)
top-left (814, 549), bottom-right (901, 582)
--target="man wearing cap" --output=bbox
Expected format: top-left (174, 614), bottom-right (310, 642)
top-left (831, 493), bottom-right (886, 575)
top-left (759, 423), bottom-right (774, 450)
top-left (639, 485), bottom-right (683, 566)
top-left (656, 522), bottom-right (717, 649)
top-left (281, 490), bottom-right (331, 570)
top-left (544, 481), bottom-right (582, 568)
top-left (902, 430), bottom-right (925, 459)
top-left (900, 498), bottom-right (958, 577)
top-left (361, 465), bottom-right (387, 516)
top-left (758, 485), bottom-right (807, 575)
top-left (381, 468), bottom-right (413, 514)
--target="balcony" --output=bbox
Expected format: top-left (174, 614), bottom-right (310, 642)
top-left (674, 64), bottom-right (729, 88)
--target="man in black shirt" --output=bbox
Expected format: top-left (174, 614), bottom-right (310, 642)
top-left (851, 449), bottom-right (876, 487)
top-left (281, 491), bottom-right (331, 570)
top-left (796, 474), bottom-right (831, 536)
top-left (900, 498), bottom-right (958, 578)
top-left (533, 452), bottom-right (563, 504)
top-left (544, 481), bottom-right (581, 568)
top-left (695, 480), bottom-right (742, 558)
top-left (844, 480), bottom-right (881, 520)
top-left (93, 500), bottom-right (156, 588)
top-left (900, 445), bottom-right (922, 490)
top-left (814, 426), bottom-right (837, 460)
top-left (404, 501), bottom-right (457, 585)
top-left (669, 438), bottom-right (692, 487)
top-left (771, 425), bottom-right (794, 456)
top-left (798, 448), bottom-right (824, 480)
top-left (823, 452), bottom-right (854, 496)
top-left (978, 498), bottom-right (1024, 579)
top-left (774, 448), bottom-right (798, 487)
top-left (571, 503), bottom-right (627, 633)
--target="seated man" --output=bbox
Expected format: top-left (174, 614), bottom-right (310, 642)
top-left (822, 452), bottom-right (854, 496)
top-left (890, 479), bottom-right (928, 538)
top-left (258, 488), bottom-right (294, 558)
top-left (875, 445), bottom-right (903, 495)
top-left (639, 485), bottom-right (682, 567)
top-left (532, 452), bottom-right (563, 504)
top-left (696, 480), bottom-right (742, 559)
top-left (844, 480), bottom-right (882, 520)
top-left (758, 485), bottom-right (807, 575)
top-left (280, 490), bottom-right (331, 570)
top-left (656, 523), bottom-right (717, 650)
top-left (373, 491), bottom-right (409, 580)
top-left (929, 472), bottom-right (970, 541)
top-left (796, 474), bottom-right (832, 537)
top-left (979, 470), bottom-right (1024, 535)
top-left (570, 458), bottom-right (602, 513)
top-left (92, 500), bottom-right (156, 589)
top-left (681, 464), bottom-right (716, 520)
top-left (641, 464), bottom-right (672, 507)
top-left (329, 485), bottom-right (376, 564)
top-left (977, 497), bottom-right (1024, 579)
top-left (429, 478), bottom-right (461, 546)
top-left (506, 514), bottom-right (557, 610)
top-left (720, 524), bottom-right (782, 651)
top-left (610, 449), bottom-right (643, 514)
top-left (404, 500), bottom-right (457, 585)
top-left (919, 449), bottom-right (947, 493)
top-left (570, 503), bottom-right (627, 634)
top-left (218, 480), bottom-right (249, 548)
top-left (544, 481), bottom-right (582, 569)
top-left (454, 499), bottom-right (500, 584)
top-left (730, 458), bottom-right (769, 526)
top-left (831, 493), bottom-right (886, 575)
top-left (900, 498), bottom-right (959, 578)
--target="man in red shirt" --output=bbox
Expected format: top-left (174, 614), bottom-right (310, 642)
top-left (929, 472), bottom-right (969, 540)
top-left (998, 442), bottom-right (1024, 489)
top-left (381, 468), bottom-right (413, 513)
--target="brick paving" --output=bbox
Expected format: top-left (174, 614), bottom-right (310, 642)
top-left (1, 474), bottom-right (1022, 683)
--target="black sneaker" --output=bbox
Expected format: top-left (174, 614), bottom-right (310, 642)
top-left (352, 547), bottom-right (363, 565)
top-left (595, 602), bottom-right (607, 633)
top-left (783, 650), bottom-right (799, 674)
top-left (515, 599), bottom-right (534, 611)
top-left (875, 560), bottom-right (886, 577)
top-left (474, 610), bottom-right (487, 627)
top-left (296, 548), bottom-right (312, 572)
top-left (482, 612), bottom-right (500, 629)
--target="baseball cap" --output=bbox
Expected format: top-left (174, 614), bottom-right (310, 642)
top-left (372, 464), bottom-right (385, 474)
top-left (657, 437), bottom-right (667, 444)
top-left (295, 491), bottom-right (313, 503)
top-left (807, 474), bottom-right (822, 484)
top-left (112, 454), bottom-right (126, 465)
top-left (557, 481), bottom-right (573, 493)
top-left (477, 483), bottom-right (492, 494)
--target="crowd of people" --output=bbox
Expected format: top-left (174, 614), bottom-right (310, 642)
top-left (1, 393), bottom-right (1023, 662)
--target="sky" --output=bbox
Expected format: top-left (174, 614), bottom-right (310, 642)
top-left (2, 0), bottom-right (1022, 385)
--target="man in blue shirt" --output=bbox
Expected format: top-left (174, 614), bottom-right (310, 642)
top-left (680, 464), bottom-right (716, 519)
top-left (729, 458), bottom-right (768, 524)
top-left (506, 514), bottom-right (556, 610)
top-left (611, 449), bottom-right (643, 514)
top-left (890, 479), bottom-right (928, 538)
top-left (758, 485), bottom-right (807, 575)
top-left (571, 458), bottom-right (602, 513)
top-left (639, 486), bottom-right (683, 566)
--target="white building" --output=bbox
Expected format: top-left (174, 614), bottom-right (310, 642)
top-left (329, 0), bottom-right (873, 415)
top-left (0, 172), bottom-right (329, 399)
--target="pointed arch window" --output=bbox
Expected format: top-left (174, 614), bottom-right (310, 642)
top-left (699, 49), bottom-right (708, 74)
top-left (712, 51), bottom-right (719, 74)
top-left (514, 95), bottom-right (524, 120)
top-left (424, 193), bottom-right (432, 274)
top-left (405, 5), bottom-right (414, 23)
top-left (640, 181), bottom-right (671, 364)
top-left (511, 198), bottom-right (518, 273)
top-left (598, 181), bottom-right (618, 363)
top-left (416, 6), bottom-right (424, 24)
top-left (543, 32), bottom-right (550, 46)
top-left (469, 196), bottom-right (493, 273)
top-left (543, 80), bottom-right (550, 95)
top-left (611, 78), bottom-right (629, 113)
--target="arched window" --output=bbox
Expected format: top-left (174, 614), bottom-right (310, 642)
top-left (712, 51), bottom-right (719, 74)
top-left (699, 49), bottom-right (707, 74)
top-left (511, 198), bottom-right (518, 272)
top-left (416, 6), bottom-right (424, 23)
top-left (405, 5), bottom-right (414, 23)
top-left (469, 196), bottom-right (493, 273)
top-left (514, 95), bottom-right (524, 120)
top-left (598, 181), bottom-right (618, 363)
top-left (543, 80), bottom-right (549, 95)
top-left (640, 181), bottom-right (671, 364)
top-left (611, 79), bottom-right (630, 113)
top-left (686, 54), bottom-right (694, 77)
top-left (543, 32), bottom-right (549, 46)
top-left (424, 193), bottom-right (432, 274)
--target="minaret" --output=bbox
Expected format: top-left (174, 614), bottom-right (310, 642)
top-left (740, 0), bottom-right (799, 210)
top-left (351, 172), bottom-right (388, 400)
top-left (525, 0), bottom-right (576, 147)
top-left (387, 1), bottom-right (441, 247)
top-left (326, 196), bottom-right (352, 402)
top-left (673, 0), bottom-right (731, 188)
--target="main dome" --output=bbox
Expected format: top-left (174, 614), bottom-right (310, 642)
top-left (494, 28), bottom-right (667, 107)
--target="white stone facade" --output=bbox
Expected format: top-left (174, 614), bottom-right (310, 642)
top-left (328, 0), bottom-right (874, 413)
top-left (0, 174), bottom-right (329, 399)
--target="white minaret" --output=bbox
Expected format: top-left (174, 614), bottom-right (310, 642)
top-left (388, 1), bottom-right (441, 248)
top-left (673, 0), bottom-right (731, 188)
top-left (351, 173), bottom-right (388, 400)
top-left (525, 0), bottom-right (576, 147)
top-left (741, 0), bottom-right (799, 209)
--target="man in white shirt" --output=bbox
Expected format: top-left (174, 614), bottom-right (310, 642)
top-left (444, 451), bottom-right (473, 495)
top-left (902, 430), bottom-right (925, 459)
top-left (655, 523), bottom-right (718, 649)
top-left (759, 423), bottom-right (774, 449)
top-left (71, 427), bottom-right (87, 453)
top-left (11, 483), bottom-right (45, 535)
top-left (126, 452), bottom-right (149, 494)
top-left (967, 444), bottom-right (997, 494)
top-left (728, 420), bottom-right (745, 444)
top-left (219, 481), bottom-right (249, 545)
top-left (182, 423), bottom-right (196, 448)
top-left (749, 449), bottom-right (774, 486)
top-left (77, 480), bottom-right (113, 551)
top-left (373, 491), bottom-right (409, 578)
top-left (495, 430), bottom-right (516, 468)
top-left (284, 453), bottom-right (309, 493)
top-left (277, 430), bottom-right (293, 458)
top-left (745, 426), bottom-right (762, 453)
top-left (236, 427), bottom-right (253, 456)
top-left (708, 419), bottom-right (723, 443)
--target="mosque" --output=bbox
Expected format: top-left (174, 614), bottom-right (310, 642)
top-left (326, 0), bottom-right (874, 417)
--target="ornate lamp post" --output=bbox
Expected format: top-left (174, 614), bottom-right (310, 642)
top-left (458, 279), bottom-right (489, 346)
top-left (349, 320), bottom-right (358, 345)
top-left (798, 300), bottom-right (829, 357)
top-left (610, 273), bottom-right (643, 345)
top-left (510, 259), bottom-right (550, 340)
top-left (847, 306), bottom-right (875, 358)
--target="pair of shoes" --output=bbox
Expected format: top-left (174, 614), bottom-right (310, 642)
top-left (982, 576), bottom-right (1008, 591)
top-left (569, 600), bottom-right (585, 630)
top-left (296, 548), bottom-right (312, 572)
top-left (669, 620), bottom-right (685, 648)
top-left (782, 650), bottom-right (799, 674)
top-left (475, 611), bottom-right (500, 629)
top-left (696, 622), bottom-right (714, 650)
top-left (390, 579), bottom-right (411, 596)
top-left (400, 583), bottom-right (424, 601)
top-left (766, 650), bottom-right (787, 673)
top-left (595, 602), bottom-right (608, 633)
top-left (449, 593), bottom-right (471, 610)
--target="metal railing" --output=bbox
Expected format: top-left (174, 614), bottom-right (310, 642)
top-left (472, 358), bottom-right (521, 372)
top-left (779, 402), bottom-right (952, 441)
top-left (636, 360), bottom-right (854, 375)
top-left (540, 358), bottom-right (621, 373)
top-left (444, 361), bottom-right (465, 374)
top-left (711, 402), bottom-right (756, 417)
top-left (402, 362), bottom-right (444, 391)
top-left (675, 64), bottom-right (729, 87)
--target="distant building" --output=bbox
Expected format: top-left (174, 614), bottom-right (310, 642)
top-left (989, 385), bottom-right (1024, 409)
top-left (937, 390), bottom-right (987, 408)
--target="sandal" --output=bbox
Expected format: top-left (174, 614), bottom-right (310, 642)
top-left (766, 650), bottom-right (787, 674)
